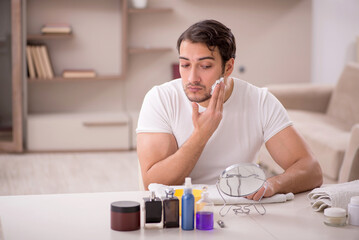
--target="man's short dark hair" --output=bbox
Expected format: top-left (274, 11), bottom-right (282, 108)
top-left (177, 19), bottom-right (236, 70)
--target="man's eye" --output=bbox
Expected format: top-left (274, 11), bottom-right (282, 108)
top-left (181, 64), bottom-right (190, 68)
top-left (202, 65), bottom-right (211, 69)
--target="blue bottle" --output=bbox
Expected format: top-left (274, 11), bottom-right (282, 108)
top-left (181, 177), bottom-right (195, 230)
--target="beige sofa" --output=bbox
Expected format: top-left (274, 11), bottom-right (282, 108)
top-left (259, 62), bottom-right (359, 183)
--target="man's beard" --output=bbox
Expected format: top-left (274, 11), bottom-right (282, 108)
top-left (183, 83), bottom-right (211, 103)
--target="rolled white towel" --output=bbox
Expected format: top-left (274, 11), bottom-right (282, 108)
top-left (307, 180), bottom-right (359, 211)
top-left (148, 183), bottom-right (294, 205)
top-left (207, 185), bottom-right (294, 205)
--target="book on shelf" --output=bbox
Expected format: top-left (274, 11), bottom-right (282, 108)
top-left (30, 45), bottom-right (44, 78)
top-left (26, 43), bottom-right (54, 79)
top-left (40, 45), bottom-right (54, 79)
top-left (35, 46), bottom-right (47, 78)
top-left (41, 23), bottom-right (72, 35)
top-left (62, 69), bottom-right (96, 78)
top-left (26, 46), bottom-right (36, 79)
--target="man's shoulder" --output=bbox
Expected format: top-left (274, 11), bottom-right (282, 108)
top-left (150, 78), bottom-right (182, 94)
top-left (232, 77), bottom-right (268, 97)
top-left (145, 78), bottom-right (183, 103)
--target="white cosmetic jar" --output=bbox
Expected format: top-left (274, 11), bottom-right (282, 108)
top-left (324, 207), bottom-right (347, 227)
top-left (348, 196), bottom-right (359, 226)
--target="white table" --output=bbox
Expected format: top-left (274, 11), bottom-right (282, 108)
top-left (0, 191), bottom-right (358, 240)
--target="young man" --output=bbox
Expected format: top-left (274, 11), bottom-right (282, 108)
top-left (136, 20), bottom-right (322, 200)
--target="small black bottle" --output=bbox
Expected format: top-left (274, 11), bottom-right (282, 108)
top-left (162, 188), bottom-right (180, 228)
top-left (143, 191), bottom-right (162, 228)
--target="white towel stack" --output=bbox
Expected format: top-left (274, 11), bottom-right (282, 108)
top-left (307, 180), bottom-right (359, 211)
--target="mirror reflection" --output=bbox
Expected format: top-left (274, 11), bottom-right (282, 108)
top-left (218, 163), bottom-right (266, 197)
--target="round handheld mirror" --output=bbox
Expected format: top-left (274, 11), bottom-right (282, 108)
top-left (218, 163), bottom-right (266, 197)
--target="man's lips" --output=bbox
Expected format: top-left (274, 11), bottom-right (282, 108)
top-left (187, 85), bottom-right (204, 92)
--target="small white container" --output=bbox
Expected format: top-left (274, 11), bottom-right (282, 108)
top-left (348, 196), bottom-right (359, 226)
top-left (324, 207), bottom-right (347, 227)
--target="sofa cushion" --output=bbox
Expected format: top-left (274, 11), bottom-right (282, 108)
top-left (327, 62), bottom-right (359, 130)
top-left (288, 110), bottom-right (351, 181)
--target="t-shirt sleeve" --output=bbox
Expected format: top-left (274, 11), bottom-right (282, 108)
top-left (136, 86), bottom-right (173, 134)
top-left (261, 89), bottom-right (293, 142)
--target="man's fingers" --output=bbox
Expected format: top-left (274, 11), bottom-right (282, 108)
top-left (253, 187), bottom-right (265, 201)
top-left (208, 82), bottom-right (220, 109)
top-left (216, 82), bottom-right (225, 112)
top-left (246, 193), bottom-right (254, 200)
top-left (192, 102), bottom-right (199, 122)
top-left (246, 185), bottom-right (267, 201)
top-left (208, 82), bottom-right (225, 112)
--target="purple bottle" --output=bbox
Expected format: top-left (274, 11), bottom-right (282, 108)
top-left (195, 186), bottom-right (214, 230)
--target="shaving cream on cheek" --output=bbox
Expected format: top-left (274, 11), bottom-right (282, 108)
top-left (210, 77), bottom-right (224, 95)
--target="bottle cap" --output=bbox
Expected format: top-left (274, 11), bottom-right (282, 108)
top-left (165, 188), bottom-right (175, 198)
top-left (185, 177), bottom-right (192, 188)
top-left (111, 201), bottom-right (140, 213)
top-left (350, 196), bottom-right (359, 205)
top-left (201, 186), bottom-right (209, 198)
top-left (324, 207), bottom-right (346, 217)
top-left (150, 190), bottom-right (156, 200)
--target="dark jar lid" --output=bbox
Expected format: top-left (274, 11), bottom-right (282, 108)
top-left (111, 201), bottom-right (140, 213)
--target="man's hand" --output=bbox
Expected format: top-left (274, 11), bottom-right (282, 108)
top-left (246, 180), bottom-right (276, 201)
top-left (191, 82), bottom-right (225, 141)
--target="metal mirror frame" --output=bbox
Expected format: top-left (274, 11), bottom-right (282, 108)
top-left (217, 163), bottom-right (266, 197)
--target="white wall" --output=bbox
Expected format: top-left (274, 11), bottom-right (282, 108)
top-left (312, 0), bottom-right (359, 84)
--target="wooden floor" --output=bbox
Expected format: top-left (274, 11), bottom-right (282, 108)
top-left (0, 151), bottom-right (139, 196)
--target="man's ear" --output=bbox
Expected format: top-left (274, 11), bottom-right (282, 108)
top-left (224, 58), bottom-right (235, 77)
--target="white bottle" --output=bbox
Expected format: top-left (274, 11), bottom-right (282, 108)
top-left (348, 196), bottom-right (359, 226)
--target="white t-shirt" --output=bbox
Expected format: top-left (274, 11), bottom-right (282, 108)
top-left (137, 78), bottom-right (292, 184)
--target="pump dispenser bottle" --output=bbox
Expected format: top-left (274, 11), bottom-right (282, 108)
top-left (196, 186), bottom-right (214, 230)
top-left (181, 177), bottom-right (195, 230)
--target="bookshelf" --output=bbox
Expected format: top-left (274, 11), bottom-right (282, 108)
top-left (22, 1), bottom-right (174, 152)
top-left (26, 0), bottom-right (173, 84)
top-left (27, 0), bottom-right (173, 83)
top-left (26, 3), bottom-right (174, 83)
top-left (26, 0), bottom-right (128, 83)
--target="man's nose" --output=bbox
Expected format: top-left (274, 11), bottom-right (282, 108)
top-left (188, 68), bottom-right (200, 84)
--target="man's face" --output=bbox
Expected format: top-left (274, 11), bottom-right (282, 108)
top-left (179, 40), bottom-right (223, 104)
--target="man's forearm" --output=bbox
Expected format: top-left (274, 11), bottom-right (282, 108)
top-left (142, 130), bottom-right (211, 189)
top-left (268, 156), bottom-right (323, 194)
